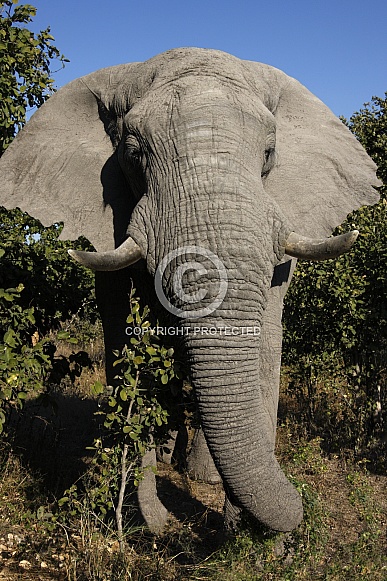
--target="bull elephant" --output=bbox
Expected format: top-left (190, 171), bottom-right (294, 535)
top-left (0, 48), bottom-right (379, 533)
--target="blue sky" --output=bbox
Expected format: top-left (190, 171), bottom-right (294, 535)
top-left (29, 0), bottom-right (386, 119)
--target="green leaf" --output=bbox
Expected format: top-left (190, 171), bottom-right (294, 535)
top-left (58, 497), bottom-right (69, 506)
top-left (3, 329), bottom-right (16, 347)
top-left (56, 330), bottom-right (70, 340)
top-left (91, 381), bottom-right (104, 396)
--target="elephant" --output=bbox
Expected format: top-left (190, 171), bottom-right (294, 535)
top-left (0, 48), bottom-right (379, 533)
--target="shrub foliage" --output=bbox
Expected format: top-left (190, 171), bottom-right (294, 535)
top-left (0, 0), bottom-right (68, 155)
top-left (283, 94), bottom-right (387, 459)
top-left (0, 2), bottom-right (96, 435)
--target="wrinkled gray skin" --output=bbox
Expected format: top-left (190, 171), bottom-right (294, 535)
top-left (0, 48), bottom-right (379, 533)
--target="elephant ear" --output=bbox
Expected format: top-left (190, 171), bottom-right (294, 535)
top-left (247, 63), bottom-right (380, 237)
top-left (0, 63), bottom-right (141, 252)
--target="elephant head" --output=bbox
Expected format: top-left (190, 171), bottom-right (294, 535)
top-left (0, 48), bottom-right (379, 532)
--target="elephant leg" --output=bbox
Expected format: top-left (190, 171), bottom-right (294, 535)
top-left (157, 430), bottom-right (178, 464)
top-left (157, 419), bottom-right (188, 470)
top-left (187, 427), bottom-right (222, 484)
top-left (137, 447), bottom-right (169, 534)
top-left (258, 259), bottom-right (295, 444)
top-left (223, 259), bottom-right (296, 530)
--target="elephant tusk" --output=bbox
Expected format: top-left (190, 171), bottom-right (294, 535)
top-left (68, 236), bottom-right (142, 271)
top-left (284, 230), bottom-right (359, 260)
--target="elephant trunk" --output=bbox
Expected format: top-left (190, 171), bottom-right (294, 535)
top-left (184, 325), bottom-right (303, 532)
top-left (126, 148), bottom-right (303, 530)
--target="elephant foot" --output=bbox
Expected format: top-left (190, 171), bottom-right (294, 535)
top-left (223, 494), bottom-right (243, 533)
top-left (273, 533), bottom-right (295, 565)
top-left (156, 425), bottom-right (188, 469)
top-left (187, 428), bottom-right (222, 484)
top-left (224, 495), bottom-right (295, 564)
top-left (156, 430), bottom-right (178, 464)
top-left (137, 448), bottom-right (168, 534)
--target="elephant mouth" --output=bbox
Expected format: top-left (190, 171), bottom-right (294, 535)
top-left (68, 229), bottom-right (359, 271)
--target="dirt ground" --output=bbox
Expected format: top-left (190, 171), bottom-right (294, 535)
top-left (0, 456), bottom-right (386, 580)
top-left (0, 388), bottom-right (386, 580)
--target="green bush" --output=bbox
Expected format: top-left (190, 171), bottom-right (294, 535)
top-left (0, 207), bottom-right (98, 338)
top-left (0, 281), bottom-right (94, 434)
top-left (283, 93), bottom-right (387, 458)
top-left (0, 283), bottom-right (52, 433)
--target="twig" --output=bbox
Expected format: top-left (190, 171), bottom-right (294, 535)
top-left (116, 370), bottom-right (140, 552)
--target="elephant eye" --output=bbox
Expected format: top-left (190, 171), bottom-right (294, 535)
top-left (124, 134), bottom-right (142, 165)
top-left (261, 146), bottom-right (275, 178)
